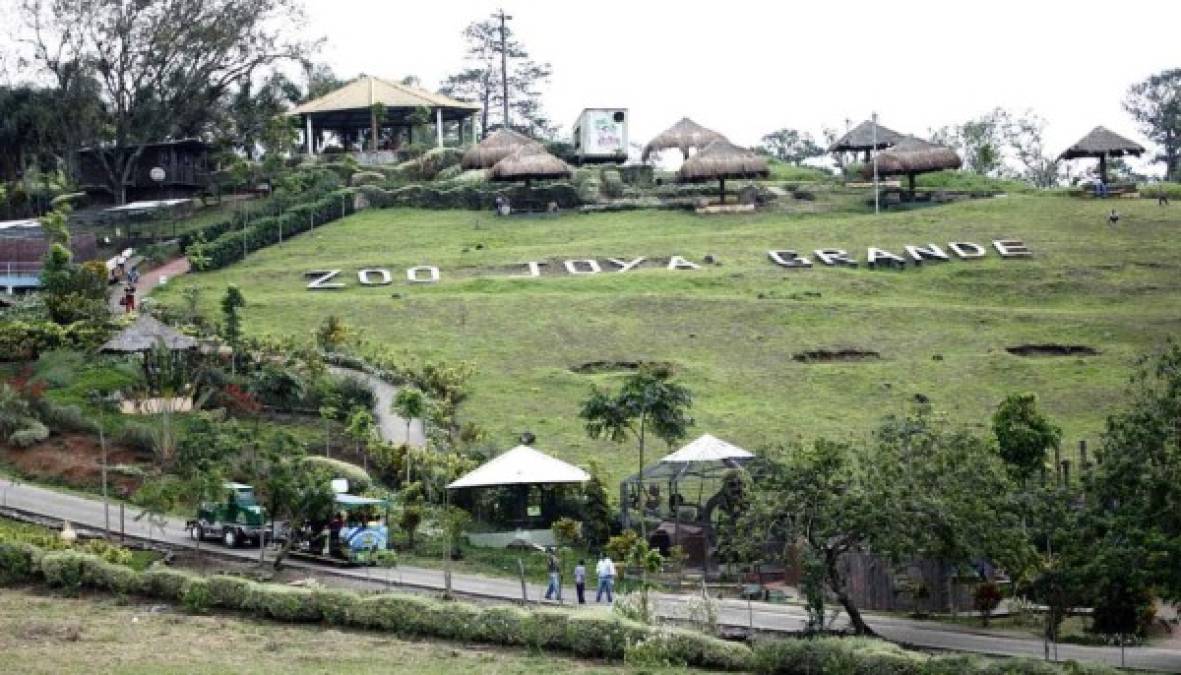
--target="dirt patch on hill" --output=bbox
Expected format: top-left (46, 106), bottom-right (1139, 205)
top-left (792, 349), bottom-right (881, 363)
top-left (1005, 344), bottom-right (1099, 357)
top-left (570, 360), bottom-right (676, 375)
top-left (0, 434), bottom-right (146, 497)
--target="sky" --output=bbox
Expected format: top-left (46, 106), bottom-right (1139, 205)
top-left (302, 0), bottom-right (1180, 172)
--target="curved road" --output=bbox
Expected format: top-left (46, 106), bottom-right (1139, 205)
top-left (1, 480), bottom-right (1178, 672)
top-left (328, 366), bottom-right (425, 448)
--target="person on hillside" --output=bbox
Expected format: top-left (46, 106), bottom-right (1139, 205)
top-left (574, 559), bottom-right (587, 605)
top-left (544, 547), bottom-right (561, 601)
top-left (595, 553), bottom-right (615, 603)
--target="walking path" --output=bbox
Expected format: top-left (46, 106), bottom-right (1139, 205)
top-left (327, 366), bottom-right (425, 448)
top-left (107, 257), bottom-right (191, 313)
top-left (2, 479), bottom-right (1178, 672)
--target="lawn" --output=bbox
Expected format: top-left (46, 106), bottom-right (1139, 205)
top-left (154, 195), bottom-right (1181, 487)
top-left (0, 587), bottom-right (669, 674)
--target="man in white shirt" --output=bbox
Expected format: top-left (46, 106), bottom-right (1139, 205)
top-left (595, 553), bottom-right (615, 602)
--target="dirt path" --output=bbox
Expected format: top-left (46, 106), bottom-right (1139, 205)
top-left (328, 366), bottom-right (425, 448)
top-left (108, 257), bottom-right (191, 314)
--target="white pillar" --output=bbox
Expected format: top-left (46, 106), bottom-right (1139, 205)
top-left (305, 115), bottom-right (313, 155)
top-left (436, 108), bottom-right (444, 148)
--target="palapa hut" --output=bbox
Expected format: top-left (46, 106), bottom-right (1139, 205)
top-left (867, 136), bottom-right (962, 197)
top-left (99, 315), bottom-right (198, 353)
top-left (488, 143), bottom-right (573, 184)
top-left (1058, 126), bottom-right (1145, 184)
top-left (677, 139), bottom-right (769, 203)
top-left (642, 117), bottom-right (727, 162)
top-left (828, 119), bottom-right (905, 162)
top-left (460, 128), bottom-right (542, 170)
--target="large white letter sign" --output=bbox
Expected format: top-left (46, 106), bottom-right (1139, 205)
top-left (607, 257), bottom-right (646, 272)
top-left (358, 268), bottom-right (392, 286)
top-left (306, 269), bottom-right (345, 290)
top-left (867, 247), bottom-right (907, 269)
top-left (993, 239), bottom-right (1032, 257)
top-left (768, 250), bottom-right (812, 269)
top-left (406, 266), bottom-right (440, 283)
top-left (667, 255), bottom-right (701, 270)
top-left (814, 249), bottom-right (856, 267)
top-left (948, 241), bottom-right (988, 259)
top-left (514, 261), bottom-right (546, 278)
top-left (564, 259), bottom-right (602, 275)
top-left (905, 243), bottom-right (949, 265)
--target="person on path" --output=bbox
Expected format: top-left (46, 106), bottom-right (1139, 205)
top-left (595, 553), bottom-right (615, 603)
top-left (543, 547), bottom-right (561, 601)
top-left (574, 559), bottom-right (587, 605)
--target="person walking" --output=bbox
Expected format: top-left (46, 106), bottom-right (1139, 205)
top-left (595, 553), bottom-right (615, 603)
top-left (543, 547), bottom-right (561, 601)
top-left (574, 559), bottom-right (587, 605)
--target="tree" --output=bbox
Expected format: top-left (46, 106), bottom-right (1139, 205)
top-left (223, 72), bottom-right (302, 159)
top-left (581, 460), bottom-right (612, 548)
top-left (930, 108), bottom-right (1009, 176)
top-left (39, 242), bottom-right (108, 325)
top-left (439, 15), bottom-right (554, 138)
top-left (264, 458), bottom-right (336, 569)
top-left (1124, 69), bottom-right (1181, 181)
top-left (579, 365), bottom-right (693, 540)
top-left (759, 128), bottom-right (824, 165)
top-left (20, 0), bottom-right (310, 203)
top-left (713, 468), bottom-right (754, 570)
top-left (993, 393), bottom-right (1061, 481)
top-left (315, 315), bottom-right (349, 352)
top-left (220, 285), bottom-right (246, 374)
top-left (346, 407), bottom-right (378, 470)
top-left (1002, 110), bottom-right (1063, 187)
top-left (392, 387), bottom-right (426, 483)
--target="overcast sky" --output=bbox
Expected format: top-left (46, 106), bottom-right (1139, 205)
top-left (305, 0), bottom-right (1179, 170)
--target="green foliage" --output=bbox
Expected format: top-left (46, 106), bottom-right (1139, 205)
top-left (714, 468), bottom-right (753, 566)
top-left (760, 129), bottom-right (825, 165)
top-left (914, 170), bottom-right (1032, 193)
top-left (605, 530), bottom-right (640, 563)
top-left (301, 455), bottom-right (372, 491)
top-left (39, 244), bottom-right (108, 325)
top-left (314, 314), bottom-right (349, 352)
top-left (581, 461), bottom-right (611, 548)
top-left (562, 614), bottom-right (648, 658)
top-left (207, 574), bottom-right (256, 609)
top-left (40, 550), bottom-right (88, 592)
top-left (550, 516), bottom-right (582, 548)
top-left (993, 393), bottom-right (1061, 480)
top-left (626, 627), bottom-right (754, 670)
top-left (0, 541), bottom-right (45, 584)
top-left (752, 637), bottom-right (926, 675)
top-left (220, 285), bottom-right (246, 347)
top-left (245, 585), bottom-right (319, 621)
top-left (181, 576), bottom-right (213, 613)
top-left (1124, 68), bottom-right (1181, 180)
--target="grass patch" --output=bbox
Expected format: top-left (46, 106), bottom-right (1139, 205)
top-left (155, 196), bottom-right (1181, 487)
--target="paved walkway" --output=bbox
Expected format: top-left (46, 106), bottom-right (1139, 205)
top-left (328, 366), bottom-right (425, 448)
top-left (108, 257), bottom-right (191, 313)
top-left (2, 479), bottom-right (1179, 672)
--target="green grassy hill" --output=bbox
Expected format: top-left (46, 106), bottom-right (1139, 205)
top-left (156, 196), bottom-right (1181, 484)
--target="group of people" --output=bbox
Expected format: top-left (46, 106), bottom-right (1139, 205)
top-left (544, 549), bottom-right (617, 605)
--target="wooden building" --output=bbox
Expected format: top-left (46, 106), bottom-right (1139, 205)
top-left (75, 139), bottom-right (212, 201)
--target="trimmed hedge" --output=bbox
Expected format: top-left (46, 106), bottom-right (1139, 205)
top-left (0, 320), bottom-right (114, 362)
top-left (358, 182), bottom-right (580, 211)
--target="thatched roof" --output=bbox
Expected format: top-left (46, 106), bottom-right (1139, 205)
top-left (461, 129), bottom-right (542, 169)
top-left (287, 75), bottom-right (478, 116)
top-left (871, 136), bottom-right (962, 176)
top-left (488, 144), bottom-right (573, 182)
top-left (99, 315), bottom-right (199, 353)
top-left (678, 140), bottom-right (770, 182)
top-left (1058, 126), bottom-right (1145, 160)
top-left (827, 119), bottom-right (905, 153)
top-left (643, 118), bottom-right (728, 161)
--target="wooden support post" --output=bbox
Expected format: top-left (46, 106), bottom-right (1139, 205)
top-left (119, 503), bottom-right (125, 543)
top-left (517, 557), bottom-right (528, 605)
top-left (436, 108), bottom-right (444, 148)
top-left (305, 116), bottom-right (314, 155)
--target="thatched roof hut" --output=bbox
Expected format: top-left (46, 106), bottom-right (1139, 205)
top-left (462, 128), bottom-right (542, 170)
top-left (488, 144), bottom-right (573, 183)
top-left (678, 140), bottom-right (769, 203)
top-left (828, 119), bottom-right (905, 160)
top-left (868, 136), bottom-right (962, 195)
top-left (99, 315), bottom-right (198, 353)
top-left (643, 118), bottom-right (728, 162)
top-left (1058, 126), bottom-right (1145, 184)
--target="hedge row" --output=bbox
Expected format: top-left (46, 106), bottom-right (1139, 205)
top-left (0, 319), bottom-right (114, 361)
top-left (1, 543), bottom-right (748, 670)
top-left (193, 188), bottom-right (358, 270)
top-left (357, 182), bottom-right (580, 211)
top-left (0, 543), bottom-right (1118, 674)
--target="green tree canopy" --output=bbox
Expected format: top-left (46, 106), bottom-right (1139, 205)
top-left (992, 393), bottom-right (1061, 480)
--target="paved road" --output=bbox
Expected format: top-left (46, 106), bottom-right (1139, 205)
top-left (2, 479), bottom-right (1178, 672)
top-left (327, 366), bottom-right (425, 448)
top-left (108, 256), bottom-right (191, 313)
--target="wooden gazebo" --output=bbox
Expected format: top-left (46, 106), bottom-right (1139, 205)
top-left (828, 119), bottom-right (905, 162)
top-left (867, 136), bottom-right (962, 197)
top-left (286, 75), bottom-right (480, 155)
top-left (678, 140), bottom-right (769, 203)
top-left (1058, 126), bottom-right (1145, 184)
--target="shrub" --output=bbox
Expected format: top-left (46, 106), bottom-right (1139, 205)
top-left (79, 539), bottom-right (133, 566)
top-left (302, 456), bottom-right (371, 492)
top-left (471, 605), bottom-right (535, 646)
top-left (207, 575), bottom-right (255, 609)
top-left (527, 607), bottom-right (571, 650)
top-left (0, 541), bottom-right (44, 584)
top-left (40, 403), bottom-right (96, 434)
top-left (40, 550), bottom-right (90, 592)
top-left (351, 593), bottom-right (436, 635)
top-left (562, 614), bottom-right (649, 659)
top-left (626, 626), bottom-right (754, 671)
top-left (10, 422), bottom-right (50, 447)
top-left (426, 599), bottom-right (483, 641)
top-left (141, 567), bottom-right (195, 601)
top-left (181, 576), bottom-right (212, 613)
top-left (244, 584), bottom-right (320, 622)
top-left (80, 557), bottom-right (142, 595)
top-left (0, 320), bottom-right (67, 360)
top-left (312, 588), bottom-right (360, 625)
top-left (752, 637), bottom-right (925, 675)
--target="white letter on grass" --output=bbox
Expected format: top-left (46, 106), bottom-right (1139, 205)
top-left (867, 247), bottom-right (907, 268)
top-left (406, 266), bottom-right (440, 283)
top-left (814, 249), bottom-right (856, 267)
top-left (306, 269), bottom-right (344, 290)
top-left (667, 256), bottom-right (701, 270)
top-left (993, 239), bottom-right (1032, 257)
top-left (948, 242), bottom-right (987, 259)
top-left (357, 268), bottom-right (392, 286)
top-left (905, 243), bottom-right (949, 264)
top-left (768, 250), bottom-right (812, 269)
top-left (564, 259), bottom-right (602, 275)
top-left (607, 257), bottom-right (646, 272)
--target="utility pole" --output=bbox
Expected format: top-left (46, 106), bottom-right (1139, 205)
top-left (497, 9), bottom-right (512, 130)
top-left (872, 111), bottom-right (880, 215)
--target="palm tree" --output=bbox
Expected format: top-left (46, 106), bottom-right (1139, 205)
top-left (393, 387), bottom-right (426, 484)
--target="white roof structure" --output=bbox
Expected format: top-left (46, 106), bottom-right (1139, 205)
top-left (447, 445), bottom-right (589, 489)
top-left (659, 434), bottom-right (753, 464)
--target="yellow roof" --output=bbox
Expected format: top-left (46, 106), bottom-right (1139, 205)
top-left (287, 75), bottom-right (479, 116)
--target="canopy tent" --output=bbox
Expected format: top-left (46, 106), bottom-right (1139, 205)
top-left (488, 144), bottom-right (573, 184)
top-left (99, 315), bottom-right (199, 353)
top-left (643, 117), bottom-right (727, 162)
top-left (660, 433), bottom-right (754, 464)
top-left (866, 136), bottom-right (962, 196)
top-left (461, 128), bottom-right (542, 169)
top-left (286, 75), bottom-right (480, 154)
top-left (828, 119), bottom-right (905, 161)
top-left (447, 445), bottom-right (589, 489)
top-left (1058, 126), bottom-right (1145, 184)
top-left (678, 139), bottom-right (769, 203)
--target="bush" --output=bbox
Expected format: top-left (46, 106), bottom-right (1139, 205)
top-left (626, 626), bottom-right (754, 671)
top-left (141, 567), bottom-right (195, 601)
top-left (1139, 181), bottom-right (1181, 199)
top-left (752, 637), bottom-right (925, 675)
top-left (207, 574), bottom-right (256, 609)
top-left (10, 422), bottom-right (50, 447)
top-left (302, 456), bottom-right (371, 491)
top-left (351, 593), bottom-right (436, 635)
top-left (244, 585), bottom-right (320, 622)
top-left (40, 550), bottom-right (90, 592)
top-left (0, 320), bottom-right (67, 361)
top-left (562, 614), bottom-right (649, 659)
top-left (181, 576), bottom-right (212, 613)
top-left (0, 541), bottom-right (44, 584)
top-left (40, 402), bottom-right (96, 434)
top-left (471, 605), bottom-right (535, 646)
top-left (312, 587), bottom-right (360, 624)
top-left (80, 556), bottom-right (142, 595)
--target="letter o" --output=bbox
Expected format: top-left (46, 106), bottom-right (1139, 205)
top-left (563, 259), bottom-right (602, 275)
top-left (358, 268), bottom-right (392, 286)
top-left (406, 266), bottom-right (440, 284)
